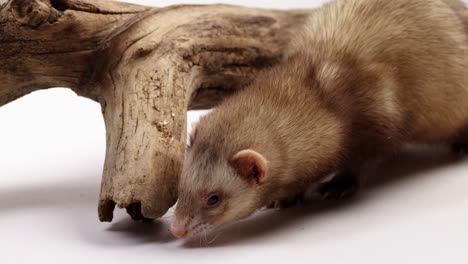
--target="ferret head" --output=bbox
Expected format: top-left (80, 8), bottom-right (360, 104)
top-left (171, 123), bottom-right (270, 238)
top-left (171, 56), bottom-right (348, 238)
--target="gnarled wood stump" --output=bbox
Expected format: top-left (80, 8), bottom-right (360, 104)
top-left (0, 0), bottom-right (309, 221)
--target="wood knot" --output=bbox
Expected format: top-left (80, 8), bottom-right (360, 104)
top-left (11, 0), bottom-right (59, 27)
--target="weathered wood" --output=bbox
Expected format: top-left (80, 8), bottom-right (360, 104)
top-left (0, 0), bottom-right (310, 221)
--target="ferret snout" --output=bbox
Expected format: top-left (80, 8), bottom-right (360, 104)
top-left (170, 220), bottom-right (188, 238)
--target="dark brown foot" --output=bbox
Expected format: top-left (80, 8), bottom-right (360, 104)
top-left (318, 172), bottom-right (359, 200)
top-left (452, 142), bottom-right (468, 155)
top-left (267, 193), bottom-right (304, 209)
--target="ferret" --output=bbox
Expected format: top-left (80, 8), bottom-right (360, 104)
top-left (171, 0), bottom-right (468, 238)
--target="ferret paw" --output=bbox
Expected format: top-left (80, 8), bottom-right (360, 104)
top-left (318, 173), bottom-right (359, 200)
top-left (452, 142), bottom-right (468, 155)
top-left (267, 194), bottom-right (304, 209)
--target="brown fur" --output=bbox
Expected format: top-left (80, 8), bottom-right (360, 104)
top-left (172, 0), bottom-right (468, 238)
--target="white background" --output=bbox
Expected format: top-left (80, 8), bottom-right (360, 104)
top-left (1, 1), bottom-right (468, 264)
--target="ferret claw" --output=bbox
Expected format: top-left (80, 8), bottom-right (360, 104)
top-left (318, 173), bottom-right (359, 200)
top-left (268, 193), bottom-right (304, 209)
top-left (452, 142), bottom-right (468, 155)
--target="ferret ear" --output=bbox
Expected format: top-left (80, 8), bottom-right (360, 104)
top-left (230, 149), bottom-right (268, 184)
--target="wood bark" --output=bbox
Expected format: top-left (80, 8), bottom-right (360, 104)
top-left (0, 0), bottom-right (310, 221)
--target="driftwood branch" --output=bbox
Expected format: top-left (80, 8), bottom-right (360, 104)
top-left (0, 0), bottom-right (309, 221)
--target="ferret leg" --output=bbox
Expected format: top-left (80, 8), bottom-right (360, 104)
top-left (267, 193), bottom-right (305, 209)
top-left (452, 141), bottom-right (468, 154)
top-left (318, 171), bottom-right (360, 200)
top-left (452, 127), bottom-right (468, 154)
top-left (269, 171), bottom-right (361, 208)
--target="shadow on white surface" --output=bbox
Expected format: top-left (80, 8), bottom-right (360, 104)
top-left (0, 180), bottom-right (98, 212)
top-left (104, 218), bottom-right (176, 244)
top-left (0, 170), bottom-right (176, 246)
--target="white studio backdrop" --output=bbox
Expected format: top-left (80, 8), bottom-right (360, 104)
top-left (1, 1), bottom-right (468, 264)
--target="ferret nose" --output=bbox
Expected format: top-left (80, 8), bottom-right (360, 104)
top-left (171, 222), bottom-right (188, 238)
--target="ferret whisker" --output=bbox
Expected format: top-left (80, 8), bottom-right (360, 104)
top-left (198, 233), bottom-right (202, 247)
top-left (202, 226), bottom-right (210, 246)
top-left (206, 228), bottom-right (222, 244)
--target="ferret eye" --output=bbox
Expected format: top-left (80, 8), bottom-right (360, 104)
top-left (207, 195), bottom-right (220, 206)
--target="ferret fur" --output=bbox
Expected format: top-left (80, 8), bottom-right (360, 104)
top-left (171, 0), bottom-right (468, 238)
